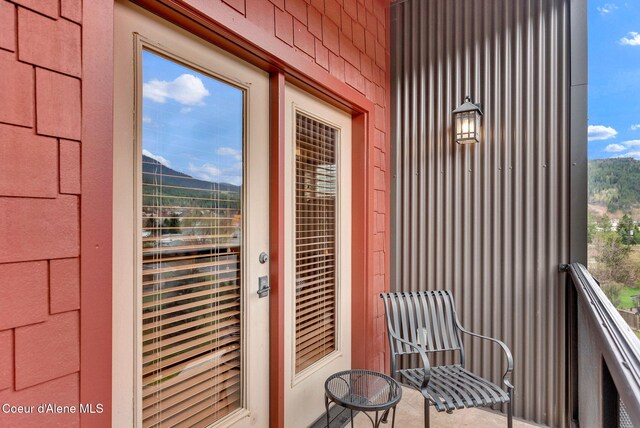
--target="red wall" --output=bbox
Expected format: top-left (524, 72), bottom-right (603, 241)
top-left (0, 0), bottom-right (82, 426)
top-left (0, 0), bottom-right (389, 426)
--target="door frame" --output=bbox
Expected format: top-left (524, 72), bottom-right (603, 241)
top-left (82, 1), bottom-right (388, 426)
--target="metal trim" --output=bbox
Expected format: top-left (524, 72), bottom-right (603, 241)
top-left (566, 263), bottom-right (640, 426)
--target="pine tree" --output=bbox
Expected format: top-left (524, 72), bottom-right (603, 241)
top-left (600, 214), bottom-right (612, 232)
top-left (587, 213), bottom-right (597, 243)
top-left (617, 214), bottom-right (637, 245)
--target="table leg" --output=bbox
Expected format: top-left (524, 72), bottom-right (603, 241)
top-left (350, 409), bottom-right (354, 427)
top-left (380, 408), bottom-right (390, 423)
top-left (391, 406), bottom-right (397, 428)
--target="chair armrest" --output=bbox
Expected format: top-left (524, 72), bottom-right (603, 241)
top-left (389, 334), bottom-right (432, 393)
top-left (458, 326), bottom-right (514, 390)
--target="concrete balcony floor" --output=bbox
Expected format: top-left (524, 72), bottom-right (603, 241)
top-left (352, 387), bottom-right (539, 428)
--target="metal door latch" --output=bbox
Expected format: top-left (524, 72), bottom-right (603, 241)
top-left (257, 275), bottom-right (270, 298)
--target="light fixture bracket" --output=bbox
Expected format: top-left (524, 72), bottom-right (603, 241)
top-left (452, 96), bottom-right (483, 116)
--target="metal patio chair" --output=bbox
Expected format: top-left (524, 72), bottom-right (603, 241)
top-left (380, 291), bottom-right (514, 428)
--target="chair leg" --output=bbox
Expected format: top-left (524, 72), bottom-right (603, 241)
top-left (424, 399), bottom-right (430, 428)
top-left (507, 387), bottom-right (514, 428)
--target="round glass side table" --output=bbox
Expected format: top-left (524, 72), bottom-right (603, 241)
top-left (324, 369), bottom-right (402, 428)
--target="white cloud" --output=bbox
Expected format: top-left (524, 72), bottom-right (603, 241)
top-left (631, 124), bottom-right (640, 131)
top-left (609, 140), bottom-right (640, 158)
top-left (188, 162), bottom-right (242, 186)
top-left (588, 125), bottom-right (618, 141)
top-left (143, 74), bottom-right (210, 105)
top-left (620, 32), bottom-right (640, 46)
top-left (222, 175), bottom-right (242, 186)
top-left (618, 151), bottom-right (640, 159)
top-left (597, 3), bottom-right (618, 14)
top-left (142, 116), bottom-right (152, 124)
top-left (188, 163), bottom-right (221, 181)
top-left (180, 107), bottom-right (193, 114)
top-left (605, 143), bottom-right (626, 152)
top-left (216, 147), bottom-right (242, 161)
top-left (142, 149), bottom-right (171, 167)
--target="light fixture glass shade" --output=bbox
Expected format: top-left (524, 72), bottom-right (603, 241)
top-left (453, 96), bottom-right (482, 144)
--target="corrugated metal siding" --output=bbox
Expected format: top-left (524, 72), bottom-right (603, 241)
top-left (390, 1), bottom-right (570, 427)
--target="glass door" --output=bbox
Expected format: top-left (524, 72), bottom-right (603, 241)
top-left (113, 2), bottom-right (270, 427)
top-left (283, 83), bottom-right (352, 427)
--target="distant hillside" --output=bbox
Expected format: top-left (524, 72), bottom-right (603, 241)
top-left (589, 158), bottom-right (640, 212)
top-left (142, 155), bottom-right (240, 192)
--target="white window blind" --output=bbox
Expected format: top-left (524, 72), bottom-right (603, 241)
top-left (295, 113), bottom-right (338, 373)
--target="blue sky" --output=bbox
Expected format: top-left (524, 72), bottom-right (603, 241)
top-left (589, 1), bottom-right (640, 159)
top-left (142, 50), bottom-right (244, 185)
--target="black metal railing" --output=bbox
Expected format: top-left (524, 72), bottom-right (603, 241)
top-left (563, 262), bottom-right (640, 427)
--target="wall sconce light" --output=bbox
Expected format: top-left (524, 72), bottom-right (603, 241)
top-left (453, 96), bottom-right (483, 144)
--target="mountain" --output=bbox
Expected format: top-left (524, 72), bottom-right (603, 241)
top-left (142, 155), bottom-right (240, 192)
top-left (589, 158), bottom-right (640, 213)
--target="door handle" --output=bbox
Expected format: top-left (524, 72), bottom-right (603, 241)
top-left (257, 275), bottom-right (270, 298)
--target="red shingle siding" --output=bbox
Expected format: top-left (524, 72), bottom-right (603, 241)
top-left (246, 0), bottom-right (275, 33)
top-left (275, 8), bottom-right (294, 45)
top-left (60, 0), bottom-right (81, 23)
top-left (0, 2), bottom-right (389, 421)
top-left (307, 6), bottom-right (322, 38)
top-left (352, 21), bottom-right (365, 51)
top-left (15, 311), bottom-right (80, 389)
top-left (344, 0), bottom-right (357, 19)
top-left (310, 0), bottom-right (323, 13)
top-left (285, 0), bottom-right (307, 25)
top-left (314, 38), bottom-right (329, 70)
top-left (222, 0), bottom-right (245, 15)
top-left (324, 0), bottom-right (341, 26)
top-left (293, 18), bottom-right (315, 57)
top-left (0, 1), bottom-right (16, 51)
top-left (0, 373), bottom-right (80, 427)
top-left (0, 330), bottom-right (12, 391)
top-left (50, 258), bottom-right (80, 314)
top-left (10, 0), bottom-right (58, 19)
top-left (59, 139), bottom-right (81, 194)
top-left (339, 33), bottom-right (360, 68)
top-left (0, 124), bottom-right (58, 198)
top-left (0, 261), bottom-right (48, 330)
top-left (0, 196), bottom-right (80, 263)
top-left (341, 9), bottom-right (352, 39)
top-left (18, 8), bottom-right (81, 77)
top-left (322, 16), bottom-right (340, 52)
top-left (0, 52), bottom-right (34, 127)
top-left (36, 68), bottom-right (82, 140)
top-left (0, 1), bottom-right (82, 417)
top-left (328, 51), bottom-right (345, 80)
